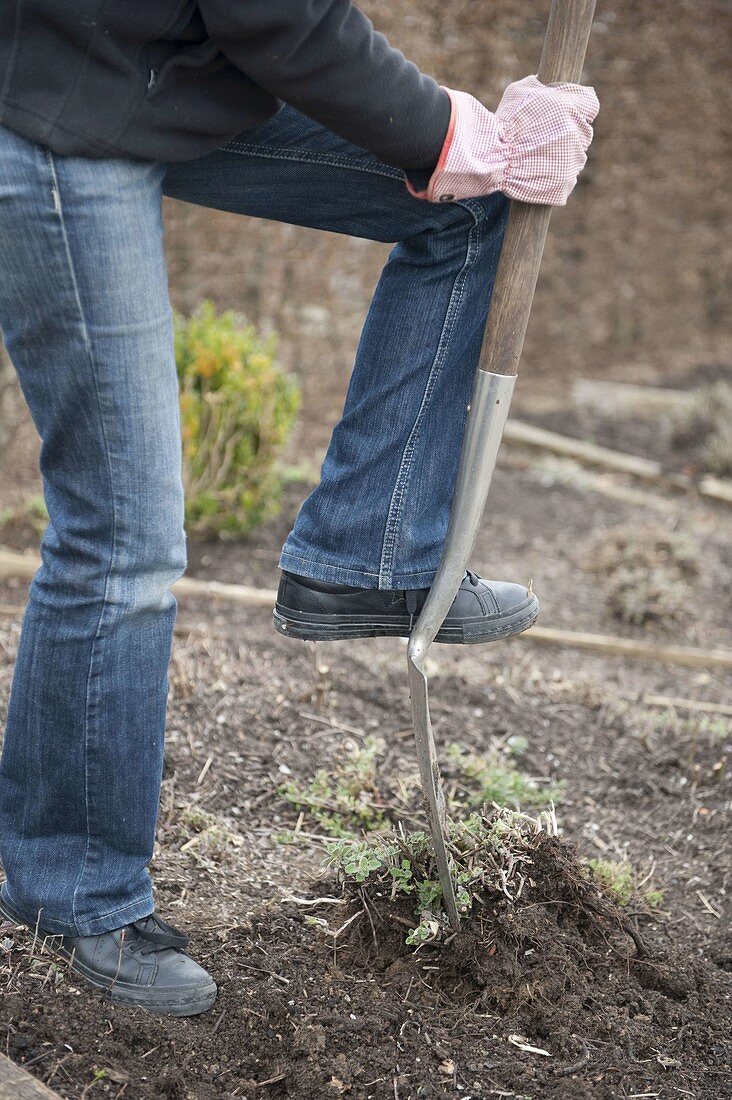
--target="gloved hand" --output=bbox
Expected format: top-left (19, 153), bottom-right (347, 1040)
top-left (407, 75), bottom-right (599, 207)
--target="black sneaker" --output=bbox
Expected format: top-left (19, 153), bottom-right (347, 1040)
top-left (0, 890), bottom-right (217, 1016)
top-left (273, 569), bottom-right (539, 644)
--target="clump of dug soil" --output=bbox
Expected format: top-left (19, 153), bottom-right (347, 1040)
top-left (223, 825), bottom-right (729, 1098)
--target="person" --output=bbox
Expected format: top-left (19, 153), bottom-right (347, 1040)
top-left (0, 2), bottom-right (598, 1016)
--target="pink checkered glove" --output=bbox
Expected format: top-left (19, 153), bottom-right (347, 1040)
top-left (408, 75), bottom-right (599, 206)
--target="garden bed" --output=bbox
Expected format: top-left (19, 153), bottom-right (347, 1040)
top-left (0, 557), bottom-right (730, 1096)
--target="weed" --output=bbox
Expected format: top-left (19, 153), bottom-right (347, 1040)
top-left (164, 804), bottom-right (244, 864)
top-left (180, 806), bottom-right (215, 833)
top-left (279, 735), bottom-right (560, 838)
top-left (327, 806), bottom-right (557, 944)
top-left (700, 715), bottom-right (731, 740)
top-left (586, 857), bottom-right (664, 910)
top-left (447, 742), bottom-right (564, 810)
top-left (279, 736), bottom-right (390, 837)
top-left (582, 522), bottom-right (698, 626)
top-left (0, 494), bottom-right (49, 540)
top-left (175, 301), bottom-right (300, 537)
top-left (672, 381), bottom-right (732, 477)
top-left (648, 709), bottom-right (731, 742)
top-left (327, 836), bottom-right (392, 881)
top-left (24, 495), bottom-right (48, 523)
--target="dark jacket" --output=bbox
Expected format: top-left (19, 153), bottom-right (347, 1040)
top-left (0, 1), bottom-right (449, 169)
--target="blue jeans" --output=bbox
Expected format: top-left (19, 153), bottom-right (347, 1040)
top-left (0, 108), bottom-right (507, 935)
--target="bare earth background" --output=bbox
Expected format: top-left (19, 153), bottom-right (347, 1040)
top-left (0, 1), bottom-right (731, 1097)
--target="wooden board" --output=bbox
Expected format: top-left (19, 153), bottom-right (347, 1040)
top-left (521, 625), bottom-right (732, 671)
top-left (0, 548), bottom-right (274, 606)
top-left (0, 1054), bottom-right (61, 1099)
top-left (572, 378), bottom-right (693, 415)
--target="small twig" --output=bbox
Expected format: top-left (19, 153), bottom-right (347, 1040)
top-left (328, 910), bottom-right (363, 940)
top-left (696, 890), bottom-right (722, 919)
top-left (196, 754), bottom-right (214, 786)
top-left (234, 961), bottom-right (290, 985)
top-left (643, 693), bottom-right (732, 717)
top-left (296, 710), bottom-right (365, 738)
top-left (250, 1072), bottom-right (287, 1089)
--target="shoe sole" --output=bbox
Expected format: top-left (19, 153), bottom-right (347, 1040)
top-left (0, 894), bottom-right (217, 1017)
top-left (273, 593), bottom-right (540, 644)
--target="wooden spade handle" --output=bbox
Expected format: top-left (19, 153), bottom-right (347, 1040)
top-left (478, 0), bottom-right (597, 377)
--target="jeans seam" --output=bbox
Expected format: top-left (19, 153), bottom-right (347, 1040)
top-left (44, 150), bottom-right (119, 928)
top-left (377, 207), bottom-right (482, 588)
top-left (219, 141), bottom-right (404, 181)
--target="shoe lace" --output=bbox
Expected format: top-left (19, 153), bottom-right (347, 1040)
top-left (124, 913), bottom-right (189, 957)
top-left (465, 569), bottom-right (480, 587)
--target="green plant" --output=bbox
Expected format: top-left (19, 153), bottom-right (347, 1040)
top-left (278, 734), bottom-right (558, 839)
top-left (279, 736), bottom-right (389, 837)
top-left (327, 807), bottom-right (556, 944)
top-left (648, 709), bottom-right (731, 742)
top-left (447, 743), bottom-right (563, 810)
top-left (586, 858), bottom-right (664, 909)
top-left (175, 301), bottom-right (300, 537)
top-left (166, 804), bottom-right (244, 863)
top-left (697, 715), bottom-right (731, 741)
top-left (327, 837), bottom-right (392, 881)
top-left (24, 495), bottom-right (48, 524)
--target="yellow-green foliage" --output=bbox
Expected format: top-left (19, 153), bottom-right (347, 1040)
top-left (175, 302), bottom-right (300, 537)
top-left (587, 858), bottom-right (664, 909)
top-left (279, 737), bottom-right (388, 837)
top-left (447, 742), bottom-right (564, 810)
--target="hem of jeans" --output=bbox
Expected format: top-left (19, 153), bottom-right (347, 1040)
top-left (279, 549), bottom-right (437, 590)
top-left (1, 882), bottom-right (155, 939)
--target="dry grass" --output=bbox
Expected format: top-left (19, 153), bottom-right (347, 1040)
top-left (672, 381), bottom-right (732, 477)
top-left (580, 522), bottom-right (699, 626)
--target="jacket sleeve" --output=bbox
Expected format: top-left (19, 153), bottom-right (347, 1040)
top-left (198, 0), bottom-right (450, 170)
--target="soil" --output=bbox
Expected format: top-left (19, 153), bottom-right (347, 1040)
top-left (0, 514), bottom-right (730, 1097)
top-left (4, 833), bottom-right (731, 1100)
top-left (1, 1), bottom-right (731, 1096)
